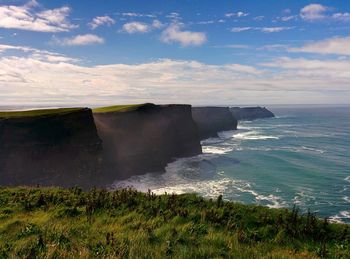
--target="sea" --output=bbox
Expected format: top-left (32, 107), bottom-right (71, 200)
top-left (113, 106), bottom-right (350, 224)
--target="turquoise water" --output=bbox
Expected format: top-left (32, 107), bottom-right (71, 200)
top-left (114, 107), bottom-right (350, 223)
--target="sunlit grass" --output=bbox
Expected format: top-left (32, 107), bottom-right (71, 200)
top-left (0, 108), bottom-right (83, 118)
top-left (0, 187), bottom-right (348, 258)
top-left (92, 104), bottom-right (147, 113)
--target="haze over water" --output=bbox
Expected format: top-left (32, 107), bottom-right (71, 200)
top-left (114, 106), bottom-right (350, 223)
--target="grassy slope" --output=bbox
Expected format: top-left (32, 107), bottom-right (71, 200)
top-left (0, 108), bottom-right (83, 119)
top-left (0, 187), bottom-right (348, 258)
top-left (92, 104), bottom-right (147, 113)
top-left (0, 103), bottom-right (148, 118)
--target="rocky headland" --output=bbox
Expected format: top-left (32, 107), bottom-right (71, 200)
top-left (230, 106), bottom-right (275, 121)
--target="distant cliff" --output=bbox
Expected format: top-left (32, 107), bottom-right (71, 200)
top-left (191, 107), bottom-right (238, 140)
top-left (93, 103), bottom-right (202, 180)
top-left (0, 108), bottom-right (103, 188)
top-left (230, 107), bottom-right (274, 121)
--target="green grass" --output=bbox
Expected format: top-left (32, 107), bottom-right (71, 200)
top-left (0, 108), bottom-right (83, 119)
top-left (92, 104), bottom-right (149, 113)
top-left (0, 187), bottom-right (348, 258)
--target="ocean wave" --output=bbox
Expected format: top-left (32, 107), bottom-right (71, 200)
top-left (343, 196), bottom-right (350, 203)
top-left (202, 146), bottom-right (234, 154)
top-left (293, 188), bottom-right (316, 206)
top-left (111, 153), bottom-right (287, 209)
top-left (329, 211), bottom-right (350, 224)
top-left (345, 176), bottom-right (350, 183)
top-left (232, 131), bottom-right (279, 140)
top-left (255, 194), bottom-right (287, 208)
top-left (294, 146), bottom-right (326, 154)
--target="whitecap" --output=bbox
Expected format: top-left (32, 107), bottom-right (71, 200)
top-left (345, 176), bottom-right (350, 183)
top-left (343, 196), bottom-right (350, 203)
top-left (329, 211), bottom-right (350, 224)
top-left (202, 146), bottom-right (234, 155)
top-left (329, 215), bottom-right (344, 224)
top-left (232, 131), bottom-right (279, 140)
top-left (255, 194), bottom-right (287, 208)
top-left (300, 146), bottom-right (326, 154)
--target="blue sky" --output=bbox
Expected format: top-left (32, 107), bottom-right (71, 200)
top-left (0, 0), bottom-right (350, 106)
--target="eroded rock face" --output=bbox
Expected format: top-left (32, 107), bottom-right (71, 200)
top-left (93, 104), bottom-right (202, 180)
top-left (0, 109), bottom-right (103, 188)
top-left (230, 107), bottom-right (274, 121)
top-left (191, 107), bottom-right (238, 140)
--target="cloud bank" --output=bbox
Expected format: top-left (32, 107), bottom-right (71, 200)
top-left (1, 44), bottom-right (350, 106)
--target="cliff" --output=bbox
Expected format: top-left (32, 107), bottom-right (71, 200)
top-left (191, 107), bottom-right (238, 140)
top-left (0, 108), bottom-right (103, 188)
top-left (93, 103), bottom-right (202, 180)
top-left (230, 107), bottom-right (275, 120)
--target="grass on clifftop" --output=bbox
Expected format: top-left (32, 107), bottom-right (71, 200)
top-left (0, 108), bottom-right (83, 119)
top-left (92, 104), bottom-right (148, 113)
top-left (0, 187), bottom-right (349, 258)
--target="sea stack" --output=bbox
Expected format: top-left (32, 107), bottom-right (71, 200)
top-left (191, 107), bottom-right (238, 140)
top-left (93, 103), bottom-right (202, 180)
top-left (230, 107), bottom-right (275, 121)
top-left (0, 108), bottom-right (103, 188)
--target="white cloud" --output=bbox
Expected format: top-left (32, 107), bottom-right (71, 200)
top-left (280, 15), bottom-right (298, 22)
top-left (260, 27), bottom-right (293, 33)
top-left (0, 1), bottom-right (77, 32)
top-left (0, 44), bottom-right (77, 62)
top-left (300, 4), bottom-right (350, 22)
top-left (225, 12), bottom-right (249, 18)
top-left (289, 37), bottom-right (350, 56)
top-left (166, 12), bottom-right (181, 21)
top-left (231, 27), bottom-right (252, 32)
top-left (121, 12), bottom-right (156, 18)
top-left (300, 4), bottom-right (328, 21)
top-left (231, 27), bottom-right (293, 33)
top-left (1, 46), bottom-right (350, 106)
top-left (122, 22), bottom-right (150, 33)
top-left (52, 34), bottom-right (104, 46)
top-left (88, 15), bottom-right (115, 29)
top-left (212, 44), bottom-right (250, 49)
top-left (161, 23), bottom-right (207, 47)
top-left (263, 57), bottom-right (350, 80)
top-left (259, 44), bottom-right (288, 51)
top-left (332, 12), bottom-right (350, 22)
top-left (122, 20), bottom-right (164, 34)
top-left (152, 19), bottom-right (164, 29)
top-left (253, 16), bottom-right (265, 21)
top-left (197, 20), bottom-right (215, 25)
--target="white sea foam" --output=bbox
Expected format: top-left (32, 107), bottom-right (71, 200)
top-left (255, 194), bottom-right (287, 208)
top-left (329, 211), bottom-right (350, 224)
top-left (232, 131), bottom-right (279, 140)
top-left (298, 146), bottom-right (326, 154)
top-left (293, 188), bottom-right (316, 206)
top-left (202, 146), bottom-right (234, 154)
top-left (345, 176), bottom-right (350, 183)
top-left (343, 196), bottom-right (350, 203)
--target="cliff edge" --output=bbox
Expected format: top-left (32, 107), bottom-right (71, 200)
top-left (93, 103), bottom-right (202, 180)
top-left (191, 107), bottom-right (238, 140)
top-left (230, 107), bottom-right (274, 121)
top-left (0, 108), bottom-right (103, 188)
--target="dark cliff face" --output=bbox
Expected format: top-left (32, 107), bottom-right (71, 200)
top-left (93, 103), bottom-right (202, 180)
top-left (230, 107), bottom-right (274, 121)
top-left (191, 107), bottom-right (238, 140)
top-left (0, 109), bottom-right (103, 188)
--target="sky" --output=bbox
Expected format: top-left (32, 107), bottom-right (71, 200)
top-left (0, 0), bottom-right (350, 106)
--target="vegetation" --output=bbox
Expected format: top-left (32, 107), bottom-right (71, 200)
top-left (0, 108), bottom-right (83, 119)
top-left (92, 104), bottom-right (148, 113)
top-left (0, 187), bottom-right (348, 258)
